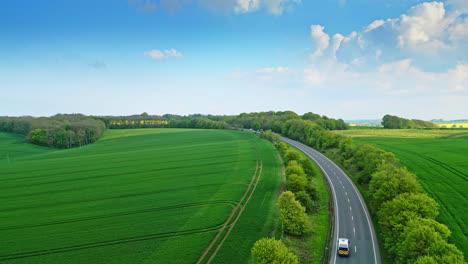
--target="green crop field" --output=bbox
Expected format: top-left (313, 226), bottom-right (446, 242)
top-left (335, 129), bottom-right (468, 257)
top-left (335, 128), bottom-right (468, 139)
top-left (0, 129), bottom-right (282, 264)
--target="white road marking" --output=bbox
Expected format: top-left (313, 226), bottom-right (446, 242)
top-left (355, 246), bottom-right (357, 253)
top-left (345, 192), bottom-right (348, 196)
top-left (350, 206), bottom-right (352, 211)
top-left (348, 198), bottom-right (350, 203)
top-left (352, 215), bottom-right (354, 221)
top-left (353, 227), bottom-right (355, 234)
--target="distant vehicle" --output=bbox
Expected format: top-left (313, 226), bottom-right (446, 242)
top-left (338, 238), bottom-right (350, 257)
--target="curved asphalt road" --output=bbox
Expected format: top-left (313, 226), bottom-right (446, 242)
top-left (281, 137), bottom-right (381, 264)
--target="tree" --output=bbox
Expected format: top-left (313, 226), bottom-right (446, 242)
top-left (295, 191), bottom-right (317, 213)
top-left (285, 150), bottom-right (301, 162)
top-left (298, 158), bottom-right (316, 178)
top-left (286, 173), bottom-right (307, 193)
top-left (277, 141), bottom-right (288, 154)
top-left (252, 122), bottom-right (261, 131)
top-left (251, 238), bottom-right (298, 264)
top-left (396, 218), bottom-right (458, 264)
top-left (369, 162), bottom-right (420, 212)
top-left (277, 191), bottom-right (307, 235)
top-left (378, 193), bottom-right (439, 256)
top-left (285, 161), bottom-right (306, 177)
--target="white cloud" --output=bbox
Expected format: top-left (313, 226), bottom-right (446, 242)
top-left (396, 2), bottom-right (452, 51)
top-left (310, 25), bottom-right (330, 57)
top-left (235, 0), bottom-right (260, 13)
top-left (263, 0), bottom-right (301, 16)
top-left (365, 20), bottom-right (385, 32)
top-left (144, 49), bottom-right (183, 60)
top-left (304, 69), bottom-right (325, 86)
top-left (449, 17), bottom-right (468, 41)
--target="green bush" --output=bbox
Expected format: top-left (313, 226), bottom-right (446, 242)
top-left (251, 238), bottom-right (298, 264)
top-left (298, 158), bottom-right (316, 178)
top-left (277, 191), bottom-right (307, 235)
top-left (278, 141), bottom-right (288, 154)
top-left (369, 161), bottom-right (420, 212)
top-left (285, 161), bottom-right (306, 177)
top-left (285, 150), bottom-right (301, 162)
top-left (286, 174), bottom-right (307, 193)
top-left (295, 191), bottom-right (317, 213)
top-left (305, 182), bottom-right (319, 201)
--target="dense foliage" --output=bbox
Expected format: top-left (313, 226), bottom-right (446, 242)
top-left (277, 191), bottom-right (307, 235)
top-left (382, 114), bottom-right (438, 129)
top-left (0, 114), bottom-right (105, 148)
top-left (251, 238), bottom-right (298, 264)
top-left (98, 113), bottom-right (228, 129)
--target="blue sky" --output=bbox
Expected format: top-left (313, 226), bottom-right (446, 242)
top-left (1, 0), bottom-right (467, 120)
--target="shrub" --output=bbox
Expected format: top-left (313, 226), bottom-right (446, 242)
top-left (298, 158), bottom-right (316, 178)
top-left (277, 191), bottom-right (307, 235)
top-left (278, 141), bottom-right (288, 154)
top-left (285, 161), bottom-right (305, 177)
top-left (369, 161), bottom-right (420, 212)
top-left (285, 150), bottom-right (301, 162)
top-left (286, 174), bottom-right (307, 193)
top-left (305, 182), bottom-right (319, 201)
top-left (295, 191), bottom-right (317, 213)
top-left (251, 238), bottom-right (298, 264)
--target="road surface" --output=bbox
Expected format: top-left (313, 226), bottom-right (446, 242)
top-left (281, 137), bottom-right (381, 264)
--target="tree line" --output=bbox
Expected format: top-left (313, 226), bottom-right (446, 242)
top-left (382, 114), bottom-right (438, 129)
top-left (251, 131), bottom-right (322, 264)
top-left (0, 114), bottom-right (106, 149)
top-left (255, 121), bottom-right (464, 263)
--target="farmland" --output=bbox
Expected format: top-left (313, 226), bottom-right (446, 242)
top-left (334, 129), bottom-right (468, 257)
top-left (334, 128), bottom-right (468, 139)
top-left (0, 129), bottom-right (282, 264)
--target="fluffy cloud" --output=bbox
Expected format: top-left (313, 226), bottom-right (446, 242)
top-left (308, 1), bottom-right (467, 69)
top-left (144, 49), bottom-right (183, 60)
top-left (310, 25), bottom-right (330, 57)
top-left (235, 0), bottom-right (260, 13)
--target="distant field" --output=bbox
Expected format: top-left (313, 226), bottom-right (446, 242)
top-left (0, 129), bottom-right (282, 264)
top-left (438, 123), bottom-right (468, 128)
top-left (335, 128), bottom-right (468, 138)
top-left (336, 129), bottom-right (468, 257)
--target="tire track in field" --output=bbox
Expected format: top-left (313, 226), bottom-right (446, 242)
top-left (0, 201), bottom-right (237, 231)
top-left (0, 224), bottom-right (225, 262)
top-left (196, 141), bottom-right (263, 264)
top-left (387, 145), bottom-right (467, 239)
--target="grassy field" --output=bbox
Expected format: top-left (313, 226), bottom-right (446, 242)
top-left (334, 129), bottom-right (468, 258)
top-left (335, 128), bottom-right (468, 138)
top-left (0, 129), bottom-right (282, 264)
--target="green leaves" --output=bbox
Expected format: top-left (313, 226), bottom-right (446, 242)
top-left (277, 191), bottom-right (307, 235)
top-left (251, 238), bottom-right (298, 264)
